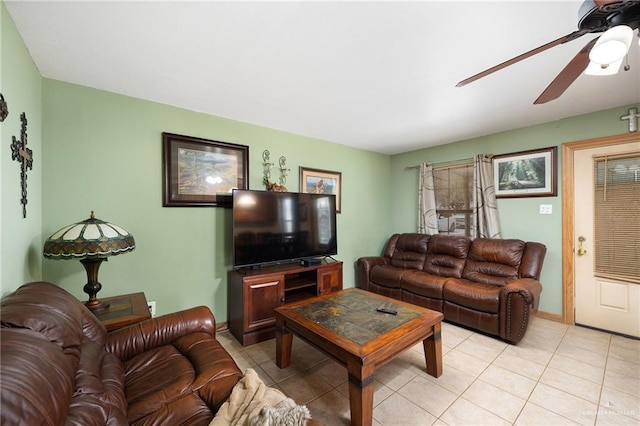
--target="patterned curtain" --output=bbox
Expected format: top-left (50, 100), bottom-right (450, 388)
top-left (471, 154), bottom-right (501, 238)
top-left (418, 163), bottom-right (439, 234)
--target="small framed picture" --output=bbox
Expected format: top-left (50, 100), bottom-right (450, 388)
top-left (299, 167), bottom-right (342, 213)
top-left (493, 146), bottom-right (557, 198)
top-left (162, 132), bottom-right (248, 207)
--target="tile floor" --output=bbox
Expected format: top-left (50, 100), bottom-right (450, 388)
top-left (216, 317), bottom-right (640, 425)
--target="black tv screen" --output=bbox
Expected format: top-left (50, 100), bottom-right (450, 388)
top-left (232, 189), bottom-right (337, 268)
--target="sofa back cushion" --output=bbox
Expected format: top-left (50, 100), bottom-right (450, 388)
top-left (423, 235), bottom-right (470, 278)
top-left (462, 239), bottom-right (525, 286)
top-left (389, 233), bottom-right (430, 270)
top-left (519, 242), bottom-right (547, 280)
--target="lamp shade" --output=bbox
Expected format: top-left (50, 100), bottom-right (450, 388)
top-left (43, 211), bottom-right (135, 312)
top-left (43, 211), bottom-right (135, 259)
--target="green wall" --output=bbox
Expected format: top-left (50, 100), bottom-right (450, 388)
top-left (390, 105), bottom-right (637, 315)
top-left (0, 2), bottom-right (43, 296)
top-left (41, 79), bottom-right (391, 320)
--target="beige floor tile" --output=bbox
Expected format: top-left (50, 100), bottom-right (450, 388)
top-left (608, 339), bottom-right (640, 365)
top-left (600, 386), bottom-right (640, 421)
top-left (540, 367), bottom-right (602, 403)
top-left (441, 397), bottom-right (511, 426)
top-left (516, 402), bottom-right (580, 425)
top-left (605, 355), bottom-right (640, 380)
top-left (493, 351), bottom-right (546, 381)
top-left (561, 332), bottom-right (610, 355)
top-left (441, 322), bottom-right (474, 347)
top-left (444, 348), bottom-right (491, 377)
top-left (529, 383), bottom-right (597, 426)
top-left (397, 374), bottom-right (458, 417)
top-left (278, 370), bottom-right (333, 405)
top-left (306, 389), bottom-right (351, 426)
top-left (478, 364), bottom-right (537, 400)
top-left (455, 334), bottom-right (507, 363)
top-left (502, 342), bottom-right (554, 366)
top-left (593, 408), bottom-right (639, 426)
top-left (419, 364), bottom-right (476, 395)
top-left (243, 339), bottom-right (276, 364)
top-left (313, 358), bottom-right (347, 387)
top-left (462, 380), bottom-right (527, 423)
top-left (258, 357), bottom-right (305, 383)
top-left (555, 340), bottom-right (608, 368)
top-left (603, 367), bottom-right (640, 397)
top-left (374, 358), bottom-right (419, 391)
top-left (373, 393), bottom-right (437, 426)
top-left (547, 353), bottom-right (605, 384)
top-left (566, 325), bottom-right (612, 343)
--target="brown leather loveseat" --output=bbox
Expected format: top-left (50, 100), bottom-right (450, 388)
top-left (356, 233), bottom-right (546, 344)
top-left (1, 281), bottom-right (243, 425)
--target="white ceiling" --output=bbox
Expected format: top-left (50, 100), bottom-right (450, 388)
top-left (6, 1), bottom-right (640, 155)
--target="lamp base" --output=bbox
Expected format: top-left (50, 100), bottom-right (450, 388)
top-left (80, 257), bottom-right (111, 313)
top-left (85, 299), bottom-right (110, 312)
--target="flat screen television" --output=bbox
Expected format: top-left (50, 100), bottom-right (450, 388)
top-left (232, 189), bottom-right (337, 268)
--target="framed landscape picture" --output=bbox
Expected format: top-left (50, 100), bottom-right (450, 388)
top-left (493, 146), bottom-right (557, 198)
top-left (299, 167), bottom-right (342, 213)
top-left (162, 132), bottom-right (248, 207)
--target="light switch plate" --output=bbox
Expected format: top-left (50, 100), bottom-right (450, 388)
top-left (539, 204), bottom-right (552, 215)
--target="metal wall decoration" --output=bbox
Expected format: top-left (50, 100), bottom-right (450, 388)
top-left (621, 107), bottom-right (640, 133)
top-left (10, 112), bottom-right (33, 218)
top-left (0, 94), bottom-right (8, 122)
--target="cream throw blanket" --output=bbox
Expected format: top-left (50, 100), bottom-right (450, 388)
top-left (210, 368), bottom-right (311, 426)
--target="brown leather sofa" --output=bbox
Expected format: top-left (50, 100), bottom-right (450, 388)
top-left (356, 233), bottom-right (546, 344)
top-left (1, 281), bottom-right (243, 425)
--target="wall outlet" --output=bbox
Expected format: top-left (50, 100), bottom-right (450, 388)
top-left (148, 301), bottom-right (156, 317)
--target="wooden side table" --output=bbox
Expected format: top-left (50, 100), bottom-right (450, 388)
top-left (93, 292), bottom-right (151, 331)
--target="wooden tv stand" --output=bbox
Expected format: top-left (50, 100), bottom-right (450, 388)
top-left (228, 259), bottom-right (343, 345)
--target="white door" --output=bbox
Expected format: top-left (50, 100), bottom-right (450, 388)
top-left (574, 141), bottom-right (640, 337)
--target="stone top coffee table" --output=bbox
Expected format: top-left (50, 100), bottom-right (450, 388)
top-left (274, 288), bottom-right (443, 426)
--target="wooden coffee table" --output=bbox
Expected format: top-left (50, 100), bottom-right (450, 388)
top-left (274, 288), bottom-right (443, 426)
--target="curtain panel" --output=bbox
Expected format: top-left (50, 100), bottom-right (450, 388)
top-left (472, 154), bottom-right (501, 239)
top-left (418, 163), bottom-right (439, 234)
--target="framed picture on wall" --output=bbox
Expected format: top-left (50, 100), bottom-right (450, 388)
top-left (162, 132), bottom-right (249, 207)
top-left (299, 167), bottom-right (342, 212)
top-left (493, 146), bottom-right (557, 198)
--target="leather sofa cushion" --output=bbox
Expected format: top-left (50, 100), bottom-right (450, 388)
top-left (401, 271), bottom-right (448, 299)
top-left (370, 265), bottom-right (407, 289)
top-left (423, 235), bottom-right (470, 278)
top-left (389, 233), bottom-right (429, 270)
top-left (443, 279), bottom-right (501, 313)
top-left (462, 239), bottom-right (525, 286)
top-left (1, 328), bottom-right (77, 426)
top-left (124, 332), bottom-right (242, 424)
top-left (0, 282), bottom-right (85, 362)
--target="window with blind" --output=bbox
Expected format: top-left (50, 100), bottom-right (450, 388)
top-left (593, 153), bottom-right (640, 283)
top-left (434, 163), bottom-right (473, 237)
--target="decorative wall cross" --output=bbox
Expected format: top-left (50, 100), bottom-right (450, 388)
top-left (621, 107), bottom-right (640, 133)
top-left (11, 112), bottom-right (32, 218)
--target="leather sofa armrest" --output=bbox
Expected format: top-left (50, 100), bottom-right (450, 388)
top-left (356, 256), bottom-right (389, 291)
top-left (499, 278), bottom-right (542, 343)
top-left (501, 278), bottom-right (542, 308)
top-left (105, 306), bottom-right (216, 362)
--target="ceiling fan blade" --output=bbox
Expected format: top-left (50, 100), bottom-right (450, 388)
top-left (456, 30), bottom-right (589, 88)
top-left (534, 37), bottom-right (598, 104)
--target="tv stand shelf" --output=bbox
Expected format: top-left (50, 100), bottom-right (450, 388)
top-left (228, 259), bottom-right (343, 345)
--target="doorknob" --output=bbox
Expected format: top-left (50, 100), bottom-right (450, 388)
top-left (577, 236), bottom-right (587, 256)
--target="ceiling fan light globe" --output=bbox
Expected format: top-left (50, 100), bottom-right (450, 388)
top-left (589, 25), bottom-right (633, 65)
top-left (585, 58), bottom-right (623, 75)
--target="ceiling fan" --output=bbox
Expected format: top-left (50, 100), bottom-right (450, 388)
top-left (456, 0), bottom-right (640, 104)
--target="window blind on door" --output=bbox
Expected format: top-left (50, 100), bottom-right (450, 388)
top-left (593, 153), bottom-right (640, 284)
